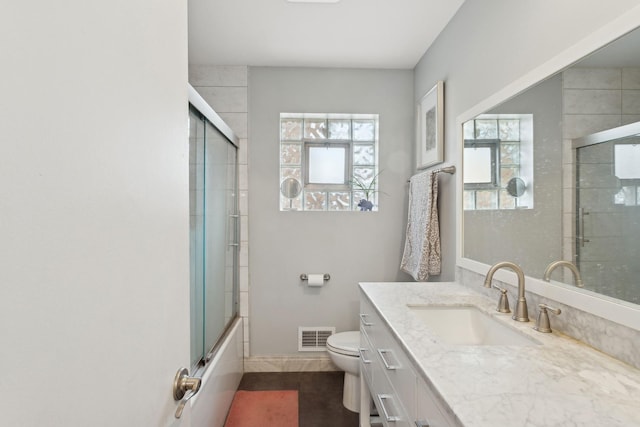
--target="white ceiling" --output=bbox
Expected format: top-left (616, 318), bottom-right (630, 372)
top-left (188, 0), bottom-right (465, 69)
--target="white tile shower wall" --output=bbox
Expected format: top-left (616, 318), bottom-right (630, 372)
top-left (190, 65), bottom-right (250, 358)
top-left (457, 266), bottom-right (640, 369)
top-left (562, 67), bottom-right (640, 297)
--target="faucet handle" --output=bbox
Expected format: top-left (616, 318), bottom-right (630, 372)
top-left (534, 304), bottom-right (561, 333)
top-left (492, 285), bottom-right (511, 314)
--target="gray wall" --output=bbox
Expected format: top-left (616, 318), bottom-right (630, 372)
top-left (414, 0), bottom-right (640, 280)
top-left (249, 67), bottom-right (414, 355)
top-left (246, 0), bottom-right (640, 357)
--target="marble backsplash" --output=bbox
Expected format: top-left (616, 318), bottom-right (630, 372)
top-left (457, 266), bottom-right (640, 369)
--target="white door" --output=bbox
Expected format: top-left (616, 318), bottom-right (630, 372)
top-left (0, 1), bottom-right (191, 426)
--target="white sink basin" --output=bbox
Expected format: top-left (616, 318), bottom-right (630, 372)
top-left (407, 305), bottom-right (539, 346)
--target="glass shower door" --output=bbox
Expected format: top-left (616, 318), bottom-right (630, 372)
top-left (575, 128), bottom-right (640, 304)
top-left (202, 119), bottom-right (238, 357)
top-left (189, 107), bottom-right (239, 368)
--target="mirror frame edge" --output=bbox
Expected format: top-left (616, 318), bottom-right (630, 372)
top-left (455, 8), bottom-right (640, 331)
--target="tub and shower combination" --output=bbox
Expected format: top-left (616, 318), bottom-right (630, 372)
top-left (187, 85), bottom-right (244, 427)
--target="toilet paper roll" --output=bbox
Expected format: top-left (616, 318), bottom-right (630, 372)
top-left (307, 274), bottom-right (325, 287)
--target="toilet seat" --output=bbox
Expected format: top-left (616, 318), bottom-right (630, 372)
top-left (327, 331), bottom-right (360, 357)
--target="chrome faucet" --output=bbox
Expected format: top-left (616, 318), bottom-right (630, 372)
top-left (484, 261), bottom-right (529, 322)
top-left (543, 260), bottom-right (584, 288)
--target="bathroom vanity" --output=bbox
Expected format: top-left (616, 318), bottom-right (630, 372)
top-left (359, 282), bottom-right (640, 427)
top-left (360, 288), bottom-right (457, 427)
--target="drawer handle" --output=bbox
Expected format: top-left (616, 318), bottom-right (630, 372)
top-left (377, 394), bottom-right (400, 422)
top-left (358, 348), bottom-right (372, 364)
top-left (377, 349), bottom-right (399, 370)
top-left (359, 313), bottom-right (373, 326)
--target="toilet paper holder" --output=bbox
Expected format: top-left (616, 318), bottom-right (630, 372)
top-left (300, 273), bottom-right (330, 281)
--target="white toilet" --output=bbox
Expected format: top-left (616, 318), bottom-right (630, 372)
top-left (326, 330), bottom-right (361, 413)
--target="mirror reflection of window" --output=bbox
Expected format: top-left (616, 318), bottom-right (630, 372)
top-left (463, 114), bottom-right (533, 210)
top-left (614, 143), bottom-right (640, 179)
top-left (614, 186), bottom-right (638, 206)
top-left (464, 145), bottom-right (496, 184)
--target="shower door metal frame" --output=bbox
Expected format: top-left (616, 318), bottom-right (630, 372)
top-left (572, 120), bottom-right (640, 304)
top-left (572, 121), bottom-right (640, 150)
top-left (188, 85), bottom-right (241, 370)
top-left (189, 85), bottom-right (240, 149)
top-left (573, 120), bottom-right (640, 250)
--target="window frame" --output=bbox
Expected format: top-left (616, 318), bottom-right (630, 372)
top-left (463, 114), bottom-right (534, 211)
top-left (279, 113), bottom-right (379, 212)
top-left (463, 138), bottom-right (499, 190)
top-left (303, 141), bottom-right (352, 191)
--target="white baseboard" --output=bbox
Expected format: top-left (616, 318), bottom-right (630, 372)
top-left (244, 355), bottom-right (339, 373)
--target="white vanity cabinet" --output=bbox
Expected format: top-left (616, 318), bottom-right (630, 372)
top-left (415, 377), bottom-right (457, 427)
top-left (360, 292), bottom-right (458, 427)
top-left (359, 282), bottom-right (640, 427)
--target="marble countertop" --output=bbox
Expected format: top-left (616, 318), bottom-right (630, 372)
top-left (359, 282), bottom-right (640, 427)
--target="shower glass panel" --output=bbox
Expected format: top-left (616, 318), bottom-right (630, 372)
top-left (575, 123), bottom-right (640, 304)
top-left (189, 106), bottom-right (239, 368)
top-left (190, 108), bottom-right (205, 366)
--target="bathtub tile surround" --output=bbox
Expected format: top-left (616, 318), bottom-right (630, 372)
top-left (457, 266), bottom-right (640, 369)
top-left (361, 281), bottom-right (640, 427)
top-left (189, 65), bottom-right (252, 358)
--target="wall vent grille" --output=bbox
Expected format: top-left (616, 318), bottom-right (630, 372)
top-left (298, 327), bottom-right (335, 352)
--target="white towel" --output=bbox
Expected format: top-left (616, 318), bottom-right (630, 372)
top-left (400, 171), bottom-right (441, 281)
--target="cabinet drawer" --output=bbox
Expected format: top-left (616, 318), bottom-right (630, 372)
top-left (360, 289), bottom-right (460, 427)
top-left (371, 364), bottom-right (412, 427)
top-left (361, 294), bottom-right (413, 426)
top-left (360, 297), bottom-right (388, 357)
top-left (416, 377), bottom-right (458, 427)
top-left (374, 326), bottom-right (417, 419)
top-left (359, 297), bottom-right (378, 336)
top-left (359, 329), bottom-right (374, 386)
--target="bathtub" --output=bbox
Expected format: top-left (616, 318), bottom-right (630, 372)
top-left (190, 317), bottom-right (244, 427)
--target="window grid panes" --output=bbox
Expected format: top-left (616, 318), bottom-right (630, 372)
top-left (280, 114), bottom-right (379, 211)
top-left (464, 118), bottom-right (525, 210)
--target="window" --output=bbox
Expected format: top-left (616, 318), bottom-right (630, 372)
top-left (463, 140), bottom-right (498, 187)
top-left (463, 114), bottom-right (534, 210)
top-left (613, 142), bottom-right (640, 206)
top-left (306, 143), bottom-right (350, 186)
top-left (280, 113), bottom-right (379, 211)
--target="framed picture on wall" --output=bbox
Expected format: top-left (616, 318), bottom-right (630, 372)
top-left (416, 80), bottom-right (444, 169)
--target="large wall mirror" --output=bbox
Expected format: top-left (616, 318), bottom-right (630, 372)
top-left (459, 20), bottom-right (640, 329)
